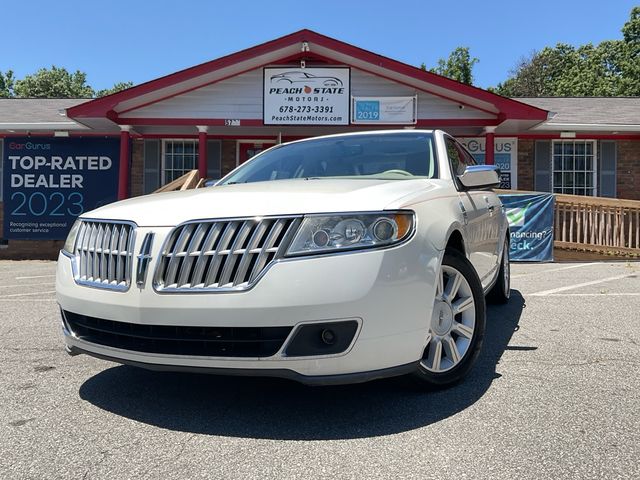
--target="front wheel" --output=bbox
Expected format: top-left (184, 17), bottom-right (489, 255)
top-left (409, 249), bottom-right (486, 388)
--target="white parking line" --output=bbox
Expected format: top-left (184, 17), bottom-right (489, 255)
top-left (14, 274), bottom-right (56, 280)
top-left (3, 290), bottom-right (56, 298)
top-left (0, 282), bottom-right (53, 289)
top-left (530, 274), bottom-right (637, 296)
top-left (0, 299), bottom-right (57, 302)
top-left (544, 293), bottom-right (640, 297)
top-left (511, 262), bottom-right (598, 279)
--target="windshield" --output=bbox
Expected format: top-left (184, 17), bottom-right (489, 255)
top-left (219, 132), bottom-right (437, 185)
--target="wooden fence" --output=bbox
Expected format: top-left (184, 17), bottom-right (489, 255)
top-left (554, 194), bottom-right (640, 255)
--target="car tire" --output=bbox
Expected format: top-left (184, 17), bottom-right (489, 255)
top-left (487, 236), bottom-right (511, 304)
top-left (408, 248), bottom-right (486, 389)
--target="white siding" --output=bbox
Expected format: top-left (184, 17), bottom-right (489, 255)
top-left (126, 70), bottom-right (264, 119)
top-left (351, 70), bottom-right (492, 119)
top-left (125, 67), bottom-right (494, 120)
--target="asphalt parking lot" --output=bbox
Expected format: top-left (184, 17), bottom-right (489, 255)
top-left (1, 260), bottom-right (639, 480)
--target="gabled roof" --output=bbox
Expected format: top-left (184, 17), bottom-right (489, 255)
top-left (67, 29), bottom-right (548, 124)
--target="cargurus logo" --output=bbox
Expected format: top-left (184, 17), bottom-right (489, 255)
top-left (506, 202), bottom-right (531, 227)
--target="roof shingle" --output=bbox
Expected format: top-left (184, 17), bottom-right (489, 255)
top-left (516, 97), bottom-right (640, 126)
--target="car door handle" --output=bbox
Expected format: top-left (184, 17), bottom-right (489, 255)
top-left (483, 196), bottom-right (495, 216)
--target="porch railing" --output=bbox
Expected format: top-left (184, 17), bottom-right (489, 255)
top-left (553, 193), bottom-right (640, 255)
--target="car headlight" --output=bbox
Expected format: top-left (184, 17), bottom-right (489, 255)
top-left (62, 219), bottom-right (82, 254)
top-left (286, 211), bottom-right (414, 256)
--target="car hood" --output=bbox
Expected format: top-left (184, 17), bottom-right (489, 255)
top-left (84, 178), bottom-right (445, 226)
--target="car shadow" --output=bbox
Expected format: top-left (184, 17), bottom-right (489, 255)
top-left (78, 290), bottom-right (527, 440)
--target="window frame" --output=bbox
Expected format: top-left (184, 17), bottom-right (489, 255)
top-left (161, 138), bottom-right (200, 185)
top-left (551, 139), bottom-right (598, 196)
top-left (443, 134), bottom-right (477, 190)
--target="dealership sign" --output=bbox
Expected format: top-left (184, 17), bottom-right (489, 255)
top-left (458, 137), bottom-right (517, 189)
top-left (498, 193), bottom-right (554, 262)
top-left (263, 67), bottom-right (350, 125)
top-left (3, 137), bottom-right (119, 239)
top-left (351, 96), bottom-right (417, 124)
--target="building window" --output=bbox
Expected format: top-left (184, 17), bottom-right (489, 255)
top-left (552, 140), bottom-right (597, 196)
top-left (163, 140), bottom-right (198, 183)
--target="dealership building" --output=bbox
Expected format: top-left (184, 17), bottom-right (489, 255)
top-left (1, 29), bottom-right (639, 259)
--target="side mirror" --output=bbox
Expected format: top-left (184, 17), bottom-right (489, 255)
top-left (457, 165), bottom-right (500, 189)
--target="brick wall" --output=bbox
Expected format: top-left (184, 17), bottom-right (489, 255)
top-left (515, 138), bottom-right (640, 199)
top-left (616, 140), bottom-right (640, 200)
top-left (517, 139), bottom-right (534, 191)
top-left (130, 139), bottom-right (145, 197)
top-left (221, 140), bottom-right (236, 176)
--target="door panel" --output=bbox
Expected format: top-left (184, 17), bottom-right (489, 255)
top-left (458, 191), bottom-right (494, 284)
top-left (444, 136), bottom-right (498, 285)
top-left (482, 189), bottom-right (502, 281)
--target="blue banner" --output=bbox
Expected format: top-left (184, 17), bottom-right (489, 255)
top-left (355, 100), bottom-right (380, 121)
top-left (3, 137), bottom-right (120, 239)
top-left (498, 193), bottom-right (555, 262)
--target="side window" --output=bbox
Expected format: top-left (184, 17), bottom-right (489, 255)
top-left (445, 137), bottom-right (465, 177)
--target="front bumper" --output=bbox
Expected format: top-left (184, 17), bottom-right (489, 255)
top-left (65, 344), bottom-right (420, 386)
top-left (56, 227), bottom-right (442, 381)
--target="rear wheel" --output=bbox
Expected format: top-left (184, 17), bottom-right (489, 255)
top-left (487, 236), bottom-right (511, 304)
top-left (409, 249), bottom-right (486, 388)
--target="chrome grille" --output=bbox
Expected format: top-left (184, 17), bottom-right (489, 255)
top-left (154, 216), bottom-right (300, 292)
top-left (73, 220), bottom-right (136, 291)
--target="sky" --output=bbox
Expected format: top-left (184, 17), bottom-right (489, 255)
top-left (1, 0), bottom-right (637, 91)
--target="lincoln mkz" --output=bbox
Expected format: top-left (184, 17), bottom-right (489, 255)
top-left (56, 130), bottom-right (510, 387)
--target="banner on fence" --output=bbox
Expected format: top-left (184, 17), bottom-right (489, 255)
top-left (498, 193), bottom-right (555, 262)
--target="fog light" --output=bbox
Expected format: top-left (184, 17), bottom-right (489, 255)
top-left (284, 320), bottom-right (358, 357)
top-left (321, 329), bottom-right (336, 345)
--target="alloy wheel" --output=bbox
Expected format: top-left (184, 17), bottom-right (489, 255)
top-left (421, 264), bottom-right (476, 373)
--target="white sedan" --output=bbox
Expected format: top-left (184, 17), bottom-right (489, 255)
top-left (56, 130), bottom-right (510, 387)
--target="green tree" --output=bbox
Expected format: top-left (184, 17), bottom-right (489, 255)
top-left (493, 7), bottom-right (640, 96)
top-left (622, 6), bottom-right (640, 45)
top-left (96, 81), bottom-right (134, 98)
top-left (0, 70), bottom-right (15, 97)
top-left (423, 47), bottom-right (479, 85)
top-left (13, 66), bottom-right (95, 98)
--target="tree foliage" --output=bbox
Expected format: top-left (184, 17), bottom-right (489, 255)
top-left (96, 81), bottom-right (134, 98)
top-left (422, 47), bottom-right (479, 85)
top-left (493, 7), bottom-right (640, 96)
top-left (0, 65), bottom-right (132, 98)
top-left (13, 66), bottom-right (94, 98)
top-left (0, 70), bottom-right (15, 98)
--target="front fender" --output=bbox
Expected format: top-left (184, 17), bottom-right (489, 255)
top-left (409, 197), bottom-right (470, 256)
